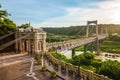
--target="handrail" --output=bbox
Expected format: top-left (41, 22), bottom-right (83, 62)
top-left (45, 52), bottom-right (110, 80)
top-left (0, 32), bottom-right (14, 40)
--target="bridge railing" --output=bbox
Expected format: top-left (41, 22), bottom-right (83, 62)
top-left (46, 35), bottom-right (107, 51)
top-left (45, 52), bottom-right (110, 80)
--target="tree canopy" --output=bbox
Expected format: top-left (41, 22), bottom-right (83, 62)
top-left (52, 52), bottom-right (120, 80)
top-left (0, 4), bottom-right (16, 36)
top-left (0, 3), bottom-right (16, 52)
top-left (18, 23), bottom-right (30, 28)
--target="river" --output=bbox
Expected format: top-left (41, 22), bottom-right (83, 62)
top-left (59, 50), bottom-right (120, 62)
top-left (59, 50), bottom-right (94, 59)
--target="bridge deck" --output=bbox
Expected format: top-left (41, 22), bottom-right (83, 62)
top-left (47, 35), bottom-right (107, 52)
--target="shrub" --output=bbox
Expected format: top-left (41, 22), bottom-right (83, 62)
top-left (41, 66), bottom-right (46, 71)
top-left (35, 54), bottom-right (41, 61)
top-left (51, 70), bottom-right (57, 78)
top-left (51, 52), bottom-right (67, 61)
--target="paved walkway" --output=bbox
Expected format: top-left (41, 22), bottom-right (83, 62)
top-left (0, 54), bottom-right (32, 68)
top-left (0, 54), bottom-right (84, 80)
top-left (0, 54), bottom-right (63, 80)
top-left (0, 60), bottom-right (62, 80)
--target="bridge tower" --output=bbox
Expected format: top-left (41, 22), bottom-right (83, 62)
top-left (86, 20), bottom-right (98, 37)
top-left (86, 20), bottom-right (99, 55)
top-left (15, 27), bottom-right (46, 55)
top-left (105, 26), bottom-right (108, 36)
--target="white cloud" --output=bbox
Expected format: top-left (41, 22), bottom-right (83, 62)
top-left (38, 0), bottom-right (120, 27)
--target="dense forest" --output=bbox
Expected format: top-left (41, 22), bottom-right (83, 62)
top-left (43, 24), bottom-right (120, 36)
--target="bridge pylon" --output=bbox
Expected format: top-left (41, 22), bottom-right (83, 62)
top-left (86, 20), bottom-right (98, 37)
top-left (86, 20), bottom-right (99, 55)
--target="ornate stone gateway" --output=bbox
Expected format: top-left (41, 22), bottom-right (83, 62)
top-left (15, 27), bottom-right (46, 55)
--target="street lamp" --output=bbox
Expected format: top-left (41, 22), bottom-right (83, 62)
top-left (77, 61), bottom-right (81, 80)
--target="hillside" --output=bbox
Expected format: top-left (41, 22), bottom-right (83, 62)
top-left (43, 24), bottom-right (120, 35)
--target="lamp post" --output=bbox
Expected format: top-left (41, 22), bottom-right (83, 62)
top-left (77, 61), bottom-right (81, 80)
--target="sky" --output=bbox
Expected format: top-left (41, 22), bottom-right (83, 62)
top-left (0, 0), bottom-right (120, 27)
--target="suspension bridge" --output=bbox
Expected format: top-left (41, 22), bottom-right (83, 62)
top-left (0, 20), bottom-right (110, 80)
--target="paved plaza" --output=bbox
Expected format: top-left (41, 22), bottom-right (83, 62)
top-left (0, 60), bottom-right (62, 80)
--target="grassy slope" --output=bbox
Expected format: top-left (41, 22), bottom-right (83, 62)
top-left (100, 41), bottom-right (120, 53)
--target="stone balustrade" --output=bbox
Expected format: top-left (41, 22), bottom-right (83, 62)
top-left (46, 36), bottom-right (106, 52)
top-left (44, 52), bottom-right (110, 80)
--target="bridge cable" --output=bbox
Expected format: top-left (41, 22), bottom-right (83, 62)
top-left (0, 32), bottom-right (14, 40)
top-left (88, 26), bottom-right (94, 35)
top-left (0, 32), bottom-right (33, 51)
top-left (77, 26), bottom-right (86, 35)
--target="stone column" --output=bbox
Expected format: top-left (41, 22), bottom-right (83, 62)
top-left (72, 72), bottom-right (76, 80)
top-left (34, 39), bottom-right (39, 54)
top-left (58, 65), bottom-right (61, 75)
top-left (25, 40), bottom-right (28, 52)
top-left (84, 44), bottom-right (87, 53)
top-left (34, 33), bottom-right (39, 54)
top-left (22, 40), bottom-right (25, 53)
top-left (43, 33), bottom-right (46, 52)
top-left (65, 67), bottom-right (69, 79)
top-left (28, 39), bottom-right (30, 55)
top-left (31, 40), bottom-right (34, 56)
top-left (88, 70), bottom-right (93, 80)
top-left (19, 37), bottom-right (22, 53)
top-left (90, 43), bottom-right (93, 53)
top-left (72, 48), bottom-right (75, 58)
top-left (96, 38), bottom-right (99, 55)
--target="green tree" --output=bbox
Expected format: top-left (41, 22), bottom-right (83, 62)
top-left (0, 3), bottom-right (16, 52)
top-left (98, 60), bottom-right (120, 80)
top-left (0, 19), bottom-right (16, 36)
top-left (51, 52), bottom-right (67, 61)
top-left (0, 4), bottom-right (10, 22)
top-left (71, 53), bottom-right (85, 65)
top-left (18, 23), bottom-right (30, 28)
top-left (70, 52), bottom-right (95, 65)
top-left (0, 4), bottom-right (16, 36)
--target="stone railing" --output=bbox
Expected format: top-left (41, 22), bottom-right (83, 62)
top-left (45, 52), bottom-right (110, 80)
top-left (46, 35), bottom-right (107, 51)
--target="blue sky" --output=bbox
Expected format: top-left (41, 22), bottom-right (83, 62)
top-left (1, 0), bottom-right (120, 27)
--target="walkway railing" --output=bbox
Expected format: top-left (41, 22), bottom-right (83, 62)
top-left (44, 52), bottom-right (110, 80)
